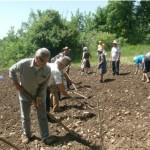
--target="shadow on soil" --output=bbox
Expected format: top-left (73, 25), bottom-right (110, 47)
top-left (104, 78), bottom-right (116, 83)
top-left (119, 72), bottom-right (131, 76)
top-left (73, 112), bottom-right (96, 121)
top-left (47, 133), bottom-right (102, 150)
top-left (77, 84), bottom-right (92, 89)
top-left (59, 104), bottom-right (85, 112)
top-left (58, 112), bottom-right (96, 122)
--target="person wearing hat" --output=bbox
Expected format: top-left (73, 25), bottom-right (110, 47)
top-left (97, 41), bottom-right (107, 56)
top-left (110, 40), bottom-right (121, 75)
top-left (97, 41), bottom-right (103, 51)
top-left (81, 46), bottom-right (91, 75)
top-left (62, 46), bottom-right (71, 75)
top-left (51, 46), bottom-right (71, 63)
top-left (46, 56), bottom-right (73, 115)
top-left (133, 54), bottom-right (144, 74)
top-left (97, 48), bottom-right (107, 83)
top-left (9, 48), bottom-right (57, 145)
top-left (51, 46), bottom-right (72, 88)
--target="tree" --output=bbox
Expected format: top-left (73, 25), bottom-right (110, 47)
top-left (136, 0), bottom-right (150, 43)
top-left (93, 7), bottom-right (107, 32)
top-left (106, 1), bottom-right (136, 43)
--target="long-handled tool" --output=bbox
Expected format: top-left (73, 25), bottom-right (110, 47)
top-left (68, 91), bottom-right (94, 110)
top-left (72, 91), bottom-right (88, 99)
top-left (47, 113), bottom-right (73, 133)
top-left (0, 137), bottom-right (20, 150)
top-left (64, 72), bottom-right (78, 91)
top-left (21, 87), bottom-right (84, 140)
top-left (21, 85), bottom-right (96, 148)
top-left (47, 113), bottom-right (93, 147)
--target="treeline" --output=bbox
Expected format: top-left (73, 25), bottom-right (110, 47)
top-left (0, 0), bottom-right (150, 68)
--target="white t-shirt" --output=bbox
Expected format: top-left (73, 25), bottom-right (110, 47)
top-left (47, 63), bottom-right (63, 86)
top-left (111, 46), bottom-right (120, 61)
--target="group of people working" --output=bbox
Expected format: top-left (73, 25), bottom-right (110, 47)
top-left (81, 40), bottom-right (121, 82)
top-left (81, 40), bottom-right (150, 83)
top-left (8, 41), bottom-right (150, 146)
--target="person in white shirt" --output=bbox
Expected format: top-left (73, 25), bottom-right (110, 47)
top-left (46, 56), bottom-right (72, 114)
top-left (51, 46), bottom-right (72, 88)
top-left (110, 40), bottom-right (121, 75)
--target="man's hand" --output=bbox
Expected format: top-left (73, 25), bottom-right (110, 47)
top-left (33, 97), bottom-right (42, 109)
top-left (13, 81), bottom-right (23, 91)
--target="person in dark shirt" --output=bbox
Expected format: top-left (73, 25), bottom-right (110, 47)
top-left (81, 47), bottom-right (91, 74)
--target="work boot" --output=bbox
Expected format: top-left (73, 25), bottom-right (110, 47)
top-left (43, 136), bottom-right (57, 145)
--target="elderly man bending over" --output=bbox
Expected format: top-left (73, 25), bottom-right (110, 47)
top-left (46, 56), bottom-right (72, 115)
top-left (9, 48), bottom-right (56, 145)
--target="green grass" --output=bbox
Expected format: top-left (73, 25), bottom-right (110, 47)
top-left (121, 44), bottom-right (150, 64)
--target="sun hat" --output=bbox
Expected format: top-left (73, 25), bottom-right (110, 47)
top-left (83, 47), bottom-right (88, 51)
top-left (62, 46), bottom-right (71, 51)
top-left (112, 40), bottom-right (118, 44)
top-left (98, 41), bottom-right (102, 44)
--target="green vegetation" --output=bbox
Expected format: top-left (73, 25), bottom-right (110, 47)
top-left (0, 1), bottom-right (150, 68)
top-left (120, 44), bottom-right (150, 64)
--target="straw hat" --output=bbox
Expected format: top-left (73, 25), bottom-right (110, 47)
top-left (62, 46), bottom-right (71, 51)
top-left (83, 47), bottom-right (88, 51)
top-left (112, 40), bottom-right (118, 44)
top-left (98, 41), bottom-right (102, 44)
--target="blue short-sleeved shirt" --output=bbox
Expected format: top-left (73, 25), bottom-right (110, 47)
top-left (133, 55), bottom-right (144, 64)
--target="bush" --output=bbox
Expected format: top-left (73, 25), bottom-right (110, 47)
top-left (145, 34), bottom-right (150, 44)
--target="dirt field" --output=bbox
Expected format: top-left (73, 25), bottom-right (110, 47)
top-left (0, 65), bottom-right (150, 150)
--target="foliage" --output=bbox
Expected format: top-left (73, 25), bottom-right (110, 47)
top-left (79, 31), bottom-right (116, 64)
top-left (106, 1), bottom-right (136, 43)
top-left (93, 7), bottom-right (107, 32)
top-left (136, 0), bottom-right (150, 43)
top-left (0, 10), bottom-right (79, 67)
top-left (120, 44), bottom-right (150, 64)
top-left (0, 1), bottom-right (150, 68)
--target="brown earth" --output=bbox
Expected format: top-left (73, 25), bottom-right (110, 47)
top-left (0, 65), bottom-right (150, 150)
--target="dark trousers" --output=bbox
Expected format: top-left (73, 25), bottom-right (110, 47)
top-left (112, 60), bottom-right (120, 75)
top-left (46, 89), bottom-right (50, 112)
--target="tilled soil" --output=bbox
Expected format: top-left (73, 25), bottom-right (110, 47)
top-left (0, 65), bottom-right (150, 150)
